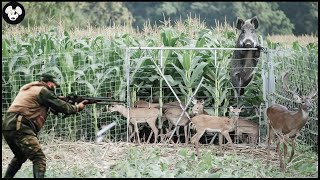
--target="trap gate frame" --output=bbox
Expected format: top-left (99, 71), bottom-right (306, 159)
top-left (124, 39), bottom-right (268, 144)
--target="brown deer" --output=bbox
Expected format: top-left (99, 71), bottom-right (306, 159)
top-left (162, 101), bottom-right (191, 144)
top-left (191, 99), bottom-right (259, 145)
top-left (235, 119), bottom-right (259, 144)
top-left (134, 100), bottom-right (160, 108)
top-left (267, 71), bottom-right (317, 171)
top-left (108, 104), bottom-right (159, 144)
top-left (190, 106), bottom-right (244, 156)
top-left (134, 100), bottom-right (192, 144)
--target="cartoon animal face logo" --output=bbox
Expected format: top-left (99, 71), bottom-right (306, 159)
top-left (2, 2), bottom-right (25, 24)
top-left (5, 6), bottom-right (23, 21)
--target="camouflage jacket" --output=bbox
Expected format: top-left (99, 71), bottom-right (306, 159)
top-left (2, 81), bottom-right (80, 135)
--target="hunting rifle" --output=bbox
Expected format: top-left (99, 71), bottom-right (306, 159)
top-left (56, 94), bottom-right (125, 118)
top-left (59, 94), bottom-right (125, 105)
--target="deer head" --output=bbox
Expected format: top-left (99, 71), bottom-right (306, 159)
top-left (229, 106), bottom-right (244, 118)
top-left (283, 71), bottom-right (317, 112)
top-left (191, 98), bottom-right (205, 117)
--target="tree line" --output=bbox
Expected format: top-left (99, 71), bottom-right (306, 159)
top-left (2, 2), bottom-right (318, 36)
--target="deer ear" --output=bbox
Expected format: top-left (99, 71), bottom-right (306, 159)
top-left (201, 99), bottom-right (204, 104)
top-left (229, 106), bottom-right (234, 111)
top-left (240, 105), bottom-right (245, 112)
top-left (293, 94), bottom-right (302, 103)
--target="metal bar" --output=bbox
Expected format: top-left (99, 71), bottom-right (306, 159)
top-left (83, 97), bottom-right (125, 101)
top-left (125, 48), bottom-right (131, 143)
top-left (159, 49), bottom-right (164, 130)
top-left (147, 50), bottom-right (184, 106)
top-left (129, 47), bottom-right (258, 51)
top-left (147, 49), bottom-right (205, 143)
top-left (95, 102), bottom-right (125, 105)
top-left (258, 104), bottom-right (262, 144)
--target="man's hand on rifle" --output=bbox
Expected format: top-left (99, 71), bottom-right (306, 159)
top-left (77, 100), bottom-right (89, 112)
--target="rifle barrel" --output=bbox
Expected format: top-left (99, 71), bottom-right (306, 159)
top-left (95, 102), bottom-right (124, 105)
top-left (84, 97), bottom-right (125, 102)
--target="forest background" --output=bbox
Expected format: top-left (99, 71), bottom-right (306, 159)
top-left (2, 2), bottom-right (318, 36)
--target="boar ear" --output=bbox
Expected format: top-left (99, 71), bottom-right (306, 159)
top-left (251, 16), bottom-right (259, 29)
top-left (236, 18), bottom-right (245, 30)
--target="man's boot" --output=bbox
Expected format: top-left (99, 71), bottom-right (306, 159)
top-left (3, 164), bottom-right (20, 178)
top-left (33, 165), bottom-right (45, 178)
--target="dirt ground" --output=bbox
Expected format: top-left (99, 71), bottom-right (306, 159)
top-left (2, 140), bottom-right (318, 178)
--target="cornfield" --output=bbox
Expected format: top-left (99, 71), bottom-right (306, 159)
top-left (2, 18), bottom-right (318, 177)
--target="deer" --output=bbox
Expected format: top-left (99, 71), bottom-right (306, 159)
top-left (266, 71), bottom-right (317, 171)
top-left (162, 101), bottom-right (191, 145)
top-left (108, 104), bottom-right (160, 144)
top-left (235, 119), bottom-right (259, 145)
top-left (190, 106), bottom-right (244, 156)
top-left (133, 100), bottom-right (188, 144)
top-left (134, 100), bottom-right (160, 108)
top-left (191, 99), bottom-right (259, 145)
top-left (133, 100), bottom-right (193, 144)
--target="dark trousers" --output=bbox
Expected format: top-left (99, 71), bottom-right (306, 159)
top-left (2, 130), bottom-right (46, 178)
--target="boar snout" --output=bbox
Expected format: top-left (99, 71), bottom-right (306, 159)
top-left (244, 39), bottom-right (254, 48)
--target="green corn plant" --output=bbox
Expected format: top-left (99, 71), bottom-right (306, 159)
top-left (203, 56), bottom-right (232, 116)
top-left (171, 50), bottom-right (208, 102)
top-left (160, 28), bottom-right (180, 47)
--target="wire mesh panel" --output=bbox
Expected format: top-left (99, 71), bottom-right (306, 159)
top-left (4, 45), bottom-right (316, 148)
top-left (266, 48), bottom-right (318, 151)
top-left (2, 48), bottom-right (127, 143)
top-left (126, 47), bottom-right (265, 145)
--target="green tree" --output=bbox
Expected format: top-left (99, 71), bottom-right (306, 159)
top-left (125, 2), bottom-right (294, 36)
top-left (233, 2), bottom-right (294, 35)
top-left (17, 2), bottom-right (86, 29)
top-left (278, 2), bottom-right (318, 36)
top-left (124, 2), bottom-right (163, 29)
top-left (79, 2), bottom-right (134, 27)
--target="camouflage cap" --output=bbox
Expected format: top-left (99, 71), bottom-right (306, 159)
top-left (40, 73), bottom-right (60, 86)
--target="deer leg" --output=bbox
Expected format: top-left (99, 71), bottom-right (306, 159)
top-left (222, 130), bottom-right (235, 150)
top-left (160, 128), bottom-right (164, 143)
top-left (283, 142), bottom-right (288, 161)
top-left (191, 129), bottom-right (205, 157)
top-left (184, 125), bottom-right (188, 145)
top-left (267, 126), bottom-right (273, 165)
top-left (128, 124), bottom-right (134, 142)
top-left (133, 122), bottom-right (141, 144)
top-left (147, 121), bottom-right (159, 144)
top-left (277, 140), bottom-right (285, 171)
top-left (175, 126), bottom-right (181, 144)
top-left (288, 138), bottom-right (295, 163)
top-left (218, 133), bottom-right (223, 153)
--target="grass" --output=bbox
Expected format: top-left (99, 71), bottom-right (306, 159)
top-left (2, 141), bottom-right (318, 178)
